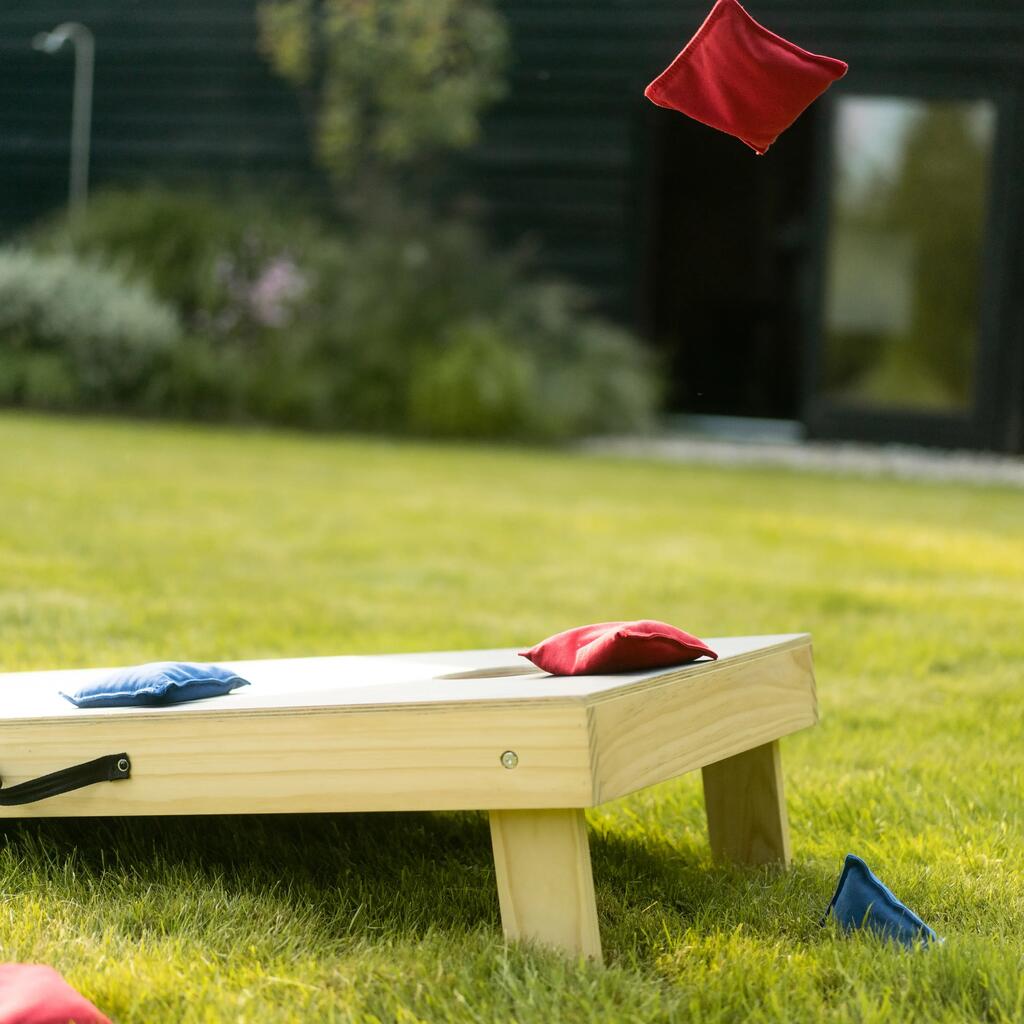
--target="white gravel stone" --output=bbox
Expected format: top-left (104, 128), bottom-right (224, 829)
top-left (580, 435), bottom-right (1024, 488)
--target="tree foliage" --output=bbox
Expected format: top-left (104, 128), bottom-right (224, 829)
top-left (257, 0), bottom-right (507, 185)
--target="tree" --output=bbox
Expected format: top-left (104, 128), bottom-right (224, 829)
top-left (257, 0), bottom-right (507, 190)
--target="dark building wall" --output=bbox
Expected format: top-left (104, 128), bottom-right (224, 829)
top-left (0, 0), bottom-right (314, 231)
top-left (2, 1), bottom-right (1022, 445)
top-left (470, 1), bottom-right (1024, 444)
top-left (472, 0), bottom-right (1024, 307)
top-left (8, 4), bottom-right (1020, 256)
top-left (4, 1), bottom-right (1022, 286)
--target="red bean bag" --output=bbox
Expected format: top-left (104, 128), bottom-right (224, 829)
top-left (0, 964), bottom-right (110, 1024)
top-left (520, 621), bottom-right (717, 676)
top-left (644, 0), bottom-right (847, 154)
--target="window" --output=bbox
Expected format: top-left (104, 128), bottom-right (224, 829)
top-left (821, 96), bottom-right (996, 413)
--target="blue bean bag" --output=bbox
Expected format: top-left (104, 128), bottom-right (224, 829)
top-left (60, 661), bottom-right (250, 709)
top-left (823, 854), bottom-right (940, 947)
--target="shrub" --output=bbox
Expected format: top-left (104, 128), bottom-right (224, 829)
top-left (32, 186), bottom-right (325, 335)
top-left (309, 214), bottom-right (659, 439)
top-left (408, 320), bottom-right (537, 438)
top-left (497, 282), bottom-right (660, 438)
top-left (27, 188), bottom-right (659, 439)
top-left (0, 248), bottom-right (181, 410)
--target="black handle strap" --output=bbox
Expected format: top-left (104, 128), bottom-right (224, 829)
top-left (0, 753), bottom-right (131, 806)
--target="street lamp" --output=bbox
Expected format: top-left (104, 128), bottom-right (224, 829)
top-left (33, 22), bottom-right (94, 213)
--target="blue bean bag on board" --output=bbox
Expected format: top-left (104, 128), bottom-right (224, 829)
top-left (60, 661), bottom-right (250, 709)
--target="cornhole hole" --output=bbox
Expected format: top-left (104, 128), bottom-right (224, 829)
top-left (0, 633), bottom-right (816, 962)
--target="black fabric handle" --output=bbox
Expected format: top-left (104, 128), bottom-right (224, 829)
top-left (0, 753), bottom-right (131, 806)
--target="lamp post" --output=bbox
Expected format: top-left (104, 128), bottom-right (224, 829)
top-left (33, 22), bottom-right (94, 213)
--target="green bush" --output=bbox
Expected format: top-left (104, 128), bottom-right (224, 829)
top-left (309, 214), bottom-right (659, 439)
top-left (0, 248), bottom-right (181, 410)
top-left (497, 282), bottom-right (660, 438)
top-left (27, 188), bottom-right (659, 439)
top-left (33, 186), bottom-right (325, 335)
top-left (408, 320), bottom-right (536, 438)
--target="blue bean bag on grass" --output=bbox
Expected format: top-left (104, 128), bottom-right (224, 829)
top-left (823, 854), bottom-right (940, 947)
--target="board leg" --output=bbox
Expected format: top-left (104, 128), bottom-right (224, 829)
top-left (701, 739), bottom-right (792, 866)
top-left (488, 808), bottom-right (602, 962)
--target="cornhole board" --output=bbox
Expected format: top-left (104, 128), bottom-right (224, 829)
top-left (0, 633), bottom-right (816, 962)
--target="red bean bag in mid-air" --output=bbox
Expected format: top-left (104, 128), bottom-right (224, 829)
top-left (645, 0), bottom-right (848, 154)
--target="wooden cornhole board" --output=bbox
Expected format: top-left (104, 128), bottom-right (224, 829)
top-left (0, 633), bottom-right (816, 962)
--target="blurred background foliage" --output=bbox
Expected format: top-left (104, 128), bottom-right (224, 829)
top-left (0, 247), bottom-right (179, 411)
top-left (257, 0), bottom-right (508, 192)
top-left (0, 0), bottom-right (658, 441)
top-left (15, 186), bottom-right (656, 439)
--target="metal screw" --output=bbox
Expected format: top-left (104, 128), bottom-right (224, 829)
top-left (500, 750), bottom-right (519, 770)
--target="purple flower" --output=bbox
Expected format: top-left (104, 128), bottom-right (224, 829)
top-left (248, 257), bottom-right (309, 327)
top-left (201, 251), bottom-right (310, 335)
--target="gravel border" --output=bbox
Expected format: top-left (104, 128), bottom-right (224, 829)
top-left (580, 435), bottom-right (1024, 488)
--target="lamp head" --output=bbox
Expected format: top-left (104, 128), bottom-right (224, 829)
top-left (32, 27), bottom-right (73, 54)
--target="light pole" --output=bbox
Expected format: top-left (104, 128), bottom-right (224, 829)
top-left (33, 22), bottom-right (94, 214)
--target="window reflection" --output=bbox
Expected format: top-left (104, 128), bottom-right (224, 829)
top-left (822, 96), bottom-right (995, 412)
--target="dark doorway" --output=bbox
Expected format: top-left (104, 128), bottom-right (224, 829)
top-left (641, 108), bottom-right (817, 420)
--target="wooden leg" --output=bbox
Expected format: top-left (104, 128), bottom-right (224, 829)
top-left (488, 808), bottom-right (603, 962)
top-left (701, 739), bottom-right (791, 866)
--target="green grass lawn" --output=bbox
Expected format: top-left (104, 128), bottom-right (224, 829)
top-left (1, 411), bottom-right (1022, 1022)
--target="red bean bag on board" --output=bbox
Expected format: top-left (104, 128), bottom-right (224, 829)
top-left (520, 620), bottom-right (717, 676)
